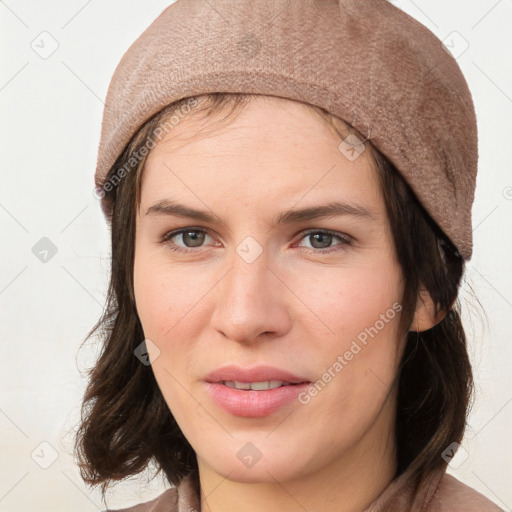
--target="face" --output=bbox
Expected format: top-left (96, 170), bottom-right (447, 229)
top-left (133, 96), bottom-right (407, 485)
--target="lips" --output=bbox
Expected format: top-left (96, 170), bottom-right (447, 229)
top-left (202, 365), bottom-right (311, 417)
top-left (204, 365), bottom-right (310, 385)
top-left (203, 382), bottom-right (311, 417)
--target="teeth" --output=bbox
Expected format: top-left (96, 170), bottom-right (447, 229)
top-left (223, 380), bottom-right (291, 390)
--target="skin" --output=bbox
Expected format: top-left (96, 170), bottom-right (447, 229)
top-left (133, 95), bottom-right (438, 512)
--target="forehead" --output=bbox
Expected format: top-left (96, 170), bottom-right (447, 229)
top-left (139, 96), bottom-right (383, 219)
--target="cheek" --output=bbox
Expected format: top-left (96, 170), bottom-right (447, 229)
top-left (291, 257), bottom-right (402, 343)
top-left (133, 258), bottom-right (167, 340)
top-left (292, 260), bottom-right (403, 417)
top-left (134, 248), bottom-right (202, 341)
top-left (133, 253), bottom-right (199, 411)
top-left (133, 248), bottom-right (215, 409)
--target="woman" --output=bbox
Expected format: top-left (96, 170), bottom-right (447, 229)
top-left (76, 1), bottom-right (503, 510)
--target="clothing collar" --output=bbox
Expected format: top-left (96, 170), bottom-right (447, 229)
top-left (173, 465), bottom-right (446, 512)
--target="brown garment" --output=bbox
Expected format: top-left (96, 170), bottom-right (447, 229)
top-left (106, 466), bottom-right (503, 512)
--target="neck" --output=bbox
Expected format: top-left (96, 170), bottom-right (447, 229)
top-left (198, 394), bottom-right (398, 512)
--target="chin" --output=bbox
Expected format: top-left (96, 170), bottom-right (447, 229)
top-left (198, 444), bottom-right (316, 484)
top-left (214, 462), bottom-right (301, 484)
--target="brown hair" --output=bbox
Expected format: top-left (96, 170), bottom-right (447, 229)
top-left (75, 93), bottom-right (473, 498)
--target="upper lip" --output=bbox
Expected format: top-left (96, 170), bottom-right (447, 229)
top-left (204, 365), bottom-right (310, 384)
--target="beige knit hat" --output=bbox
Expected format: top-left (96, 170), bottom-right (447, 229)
top-left (93, 0), bottom-right (478, 261)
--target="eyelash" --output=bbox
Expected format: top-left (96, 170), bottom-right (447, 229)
top-left (159, 227), bottom-right (353, 255)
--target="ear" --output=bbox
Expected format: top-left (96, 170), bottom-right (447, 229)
top-left (409, 289), bottom-right (447, 332)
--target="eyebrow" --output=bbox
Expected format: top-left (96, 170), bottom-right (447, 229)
top-left (145, 199), bottom-right (375, 227)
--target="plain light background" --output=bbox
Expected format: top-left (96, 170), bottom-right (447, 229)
top-left (1, 0), bottom-right (511, 510)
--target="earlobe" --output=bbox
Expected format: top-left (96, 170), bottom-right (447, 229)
top-left (409, 289), bottom-right (446, 333)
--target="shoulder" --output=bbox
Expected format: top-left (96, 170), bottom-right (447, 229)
top-left (429, 473), bottom-right (504, 511)
top-left (104, 487), bottom-right (178, 512)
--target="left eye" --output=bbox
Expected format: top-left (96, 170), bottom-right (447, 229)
top-left (296, 230), bottom-right (352, 253)
top-left (160, 228), bottom-right (352, 254)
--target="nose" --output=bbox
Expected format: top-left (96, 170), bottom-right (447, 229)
top-left (210, 244), bottom-right (292, 345)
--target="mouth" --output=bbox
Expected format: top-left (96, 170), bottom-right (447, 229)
top-left (220, 380), bottom-right (306, 390)
top-left (202, 365), bottom-right (312, 417)
top-left (204, 364), bottom-right (310, 386)
top-left (203, 379), bottom-right (311, 418)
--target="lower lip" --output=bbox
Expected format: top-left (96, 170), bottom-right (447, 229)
top-left (203, 382), bottom-right (311, 418)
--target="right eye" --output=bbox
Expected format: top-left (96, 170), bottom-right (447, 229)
top-left (160, 227), bottom-right (218, 254)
